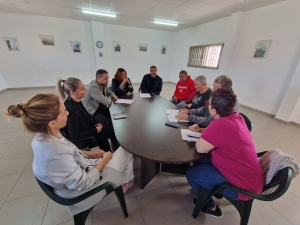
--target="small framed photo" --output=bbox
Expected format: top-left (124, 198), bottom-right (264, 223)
top-left (139, 43), bottom-right (148, 52)
top-left (3, 37), bottom-right (20, 51)
top-left (99, 52), bottom-right (103, 57)
top-left (253, 40), bottom-right (272, 59)
top-left (39, 35), bottom-right (55, 46)
top-left (113, 41), bottom-right (121, 52)
top-left (161, 45), bottom-right (167, 55)
top-left (70, 41), bottom-right (81, 53)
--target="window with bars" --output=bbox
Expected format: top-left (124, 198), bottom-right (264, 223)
top-left (187, 44), bottom-right (224, 69)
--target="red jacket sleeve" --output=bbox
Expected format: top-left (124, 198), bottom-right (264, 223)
top-left (173, 82), bottom-right (179, 98)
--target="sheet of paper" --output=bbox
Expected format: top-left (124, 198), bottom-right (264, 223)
top-left (140, 93), bottom-right (151, 98)
top-left (181, 129), bottom-right (201, 142)
top-left (115, 99), bottom-right (134, 104)
top-left (166, 109), bottom-right (179, 115)
top-left (167, 114), bottom-right (189, 123)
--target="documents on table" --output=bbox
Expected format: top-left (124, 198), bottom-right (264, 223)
top-left (181, 129), bottom-right (201, 142)
top-left (115, 99), bottom-right (134, 104)
top-left (140, 93), bottom-right (151, 98)
top-left (166, 109), bottom-right (179, 115)
top-left (166, 109), bottom-right (189, 122)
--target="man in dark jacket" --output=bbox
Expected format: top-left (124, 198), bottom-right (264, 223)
top-left (140, 65), bottom-right (163, 95)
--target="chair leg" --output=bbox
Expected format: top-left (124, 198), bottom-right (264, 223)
top-left (192, 187), bottom-right (215, 219)
top-left (239, 200), bottom-right (253, 225)
top-left (114, 185), bottom-right (128, 218)
top-left (228, 199), bottom-right (253, 225)
top-left (73, 207), bottom-right (93, 225)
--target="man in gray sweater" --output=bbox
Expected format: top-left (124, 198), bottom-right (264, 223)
top-left (82, 69), bottom-right (119, 150)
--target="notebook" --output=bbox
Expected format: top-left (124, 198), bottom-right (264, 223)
top-left (180, 129), bottom-right (201, 142)
top-left (113, 112), bottom-right (127, 120)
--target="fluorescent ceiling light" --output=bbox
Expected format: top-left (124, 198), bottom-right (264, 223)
top-left (154, 21), bottom-right (177, 26)
top-left (82, 10), bottom-right (116, 17)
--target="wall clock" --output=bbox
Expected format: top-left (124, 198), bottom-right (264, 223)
top-left (96, 41), bottom-right (103, 48)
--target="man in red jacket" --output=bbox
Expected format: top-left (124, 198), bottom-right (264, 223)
top-left (170, 70), bottom-right (196, 108)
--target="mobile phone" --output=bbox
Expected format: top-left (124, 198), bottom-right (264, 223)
top-left (165, 122), bottom-right (180, 129)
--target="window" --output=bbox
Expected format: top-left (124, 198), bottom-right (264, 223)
top-left (187, 44), bottom-right (224, 69)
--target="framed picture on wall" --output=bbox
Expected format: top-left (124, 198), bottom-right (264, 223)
top-left (161, 45), bottom-right (167, 55)
top-left (139, 43), bottom-right (148, 52)
top-left (39, 35), bottom-right (55, 46)
top-left (253, 40), bottom-right (272, 59)
top-left (113, 41), bottom-right (121, 52)
top-left (3, 37), bottom-right (20, 51)
top-left (70, 41), bottom-right (81, 53)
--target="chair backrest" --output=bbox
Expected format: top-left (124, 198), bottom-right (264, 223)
top-left (239, 112), bottom-right (252, 132)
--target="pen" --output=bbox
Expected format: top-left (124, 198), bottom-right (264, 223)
top-left (187, 135), bottom-right (200, 139)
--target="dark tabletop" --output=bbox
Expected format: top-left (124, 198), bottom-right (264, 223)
top-left (109, 93), bottom-right (204, 164)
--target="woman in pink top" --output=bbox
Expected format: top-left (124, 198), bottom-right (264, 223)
top-left (186, 88), bottom-right (264, 218)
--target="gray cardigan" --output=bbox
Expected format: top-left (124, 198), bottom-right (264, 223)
top-left (82, 79), bottom-right (116, 116)
top-left (32, 133), bottom-right (122, 216)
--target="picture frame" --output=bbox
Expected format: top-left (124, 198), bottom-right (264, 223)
top-left (113, 41), bottom-right (121, 52)
top-left (3, 37), bottom-right (20, 51)
top-left (161, 45), bottom-right (167, 55)
top-left (70, 41), bottom-right (81, 53)
top-left (253, 40), bottom-right (272, 59)
top-left (39, 35), bottom-right (55, 46)
top-left (139, 43), bottom-right (148, 52)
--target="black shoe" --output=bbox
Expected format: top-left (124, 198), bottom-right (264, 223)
top-left (192, 199), bottom-right (223, 218)
top-left (213, 193), bottom-right (223, 199)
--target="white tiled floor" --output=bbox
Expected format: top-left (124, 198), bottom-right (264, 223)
top-left (0, 83), bottom-right (300, 225)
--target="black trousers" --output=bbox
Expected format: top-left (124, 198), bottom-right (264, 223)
top-left (93, 108), bottom-right (120, 151)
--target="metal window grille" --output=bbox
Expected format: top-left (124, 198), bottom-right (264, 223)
top-left (187, 44), bottom-right (224, 69)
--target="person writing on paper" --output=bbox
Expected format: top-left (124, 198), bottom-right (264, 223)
top-left (82, 69), bottom-right (119, 150)
top-left (57, 78), bottom-right (111, 151)
top-left (170, 70), bottom-right (196, 108)
top-left (140, 65), bottom-right (163, 95)
top-left (176, 75), bottom-right (239, 128)
top-left (6, 93), bottom-right (135, 216)
top-left (111, 68), bottom-right (134, 96)
top-left (186, 89), bottom-right (264, 218)
top-left (182, 75), bottom-right (211, 109)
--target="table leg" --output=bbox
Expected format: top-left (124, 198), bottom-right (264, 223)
top-left (140, 159), bottom-right (160, 189)
top-left (161, 163), bottom-right (189, 175)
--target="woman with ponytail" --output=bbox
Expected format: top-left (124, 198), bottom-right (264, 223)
top-left (7, 93), bottom-right (134, 216)
top-left (57, 78), bottom-right (112, 151)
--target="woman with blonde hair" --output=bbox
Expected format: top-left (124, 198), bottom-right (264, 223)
top-left (6, 93), bottom-right (134, 215)
top-left (57, 77), bottom-right (112, 151)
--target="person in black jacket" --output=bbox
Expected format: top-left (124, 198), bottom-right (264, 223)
top-left (110, 68), bottom-right (133, 96)
top-left (57, 77), bottom-right (111, 151)
top-left (140, 65), bottom-right (163, 95)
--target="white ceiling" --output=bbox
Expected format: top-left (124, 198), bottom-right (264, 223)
top-left (0, 0), bottom-right (285, 31)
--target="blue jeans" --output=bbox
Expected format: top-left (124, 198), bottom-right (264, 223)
top-left (186, 155), bottom-right (238, 209)
top-left (170, 99), bottom-right (187, 108)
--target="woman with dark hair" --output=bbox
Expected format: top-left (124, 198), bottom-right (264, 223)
top-left (57, 78), bottom-right (111, 151)
top-left (6, 93), bottom-right (134, 216)
top-left (111, 68), bottom-right (133, 96)
top-left (186, 88), bottom-right (264, 218)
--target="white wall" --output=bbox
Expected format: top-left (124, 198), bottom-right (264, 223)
top-left (104, 24), bottom-right (173, 83)
top-left (170, 0), bottom-right (300, 121)
top-left (229, 0), bottom-right (300, 115)
top-left (0, 13), bottom-right (174, 89)
top-left (170, 17), bottom-right (230, 86)
top-left (0, 71), bottom-right (6, 91)
top-left (0, 13), bottom-right (96, 88)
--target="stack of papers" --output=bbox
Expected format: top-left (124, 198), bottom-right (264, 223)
top-left (180, 129), bottom-right (201, 142)
top-left (115, 99), bottom-right (134, 104)
top-left (166, 109), bottom-right (189, 123)
top-left (140, 93), bottom-right (151, 98)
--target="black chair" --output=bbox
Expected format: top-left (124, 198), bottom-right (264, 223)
top-left (35, 177), bottom-right (128, 225)
top-left (240, 112), bottom-right (252, 132)
top-left (192, 151), bottom-right (293, 225)
top-left (60, 128), bottom-right (98, 150)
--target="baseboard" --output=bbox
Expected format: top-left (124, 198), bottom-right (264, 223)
top-left (239, 103), bottom-right (275, 118)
